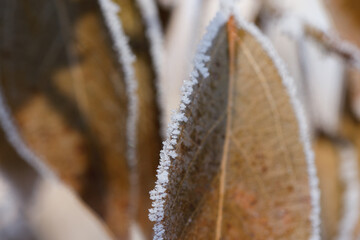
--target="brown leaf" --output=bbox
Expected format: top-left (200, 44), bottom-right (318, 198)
top-left (0, 101), bottom-right (114, 240)
top-left (326, 0), bottom-right (360, 48)
top-left (324, 0), bottom-right (360, 123)
top-left (150, 14), bottom-right (319, 240)
top-left (313, 136), bottom-right (342, 239)
top-left (0, 0), bottom-right (131, 238)
top-left (345, 65), bottom-right (360, 121)
top-left (112, 0), bottom-right (163, 237)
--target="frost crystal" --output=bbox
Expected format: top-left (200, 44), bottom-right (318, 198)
top-left (149, 12), bottom-right (227, 240)
top-left (98, 0), bottom-right (139, 230)
top-left (135, 0), bottom-right (166, 135)
top-left (97, 0), bottom-right (138, 171)
top-left (233, 14), bottom-right (321, 240)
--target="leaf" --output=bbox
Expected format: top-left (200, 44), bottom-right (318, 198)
top-left (314, 134), bottom-right (360, 240)
top-left (0, 100), bottom-right (114, 239)
top-left (313, 137), bottom-right (342, 239)
top-left (326, 0), bottom-right (360, 48)
top-left (347, 66), bottom-right (360, 120)
top-left (160, 0), bottom-right (261, 127)
top-left (336, 142), bottom-right (360, 240)
top-left (150, 13), bottom-right (320, 240)
top-left (323, 0), bottom-right (360, 123)
top-left (339, 113), bottom-right (360, 238)
top-left (261, 14), bottom-right (309, 127)
top-left (0, 0), bottom-right (133, 238)
top-left (160, 0), bottom-right (205, 126)
top-left (111, 0), bottom-right (164, 237)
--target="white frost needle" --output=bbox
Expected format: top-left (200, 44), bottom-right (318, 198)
top-left (97, 0), bottom-right (138, 170)
top-left (149, 12), bottom-right (227, 240)
top-left (97, 0), bottom-right (139, 232)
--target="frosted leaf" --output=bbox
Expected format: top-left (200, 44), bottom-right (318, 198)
top-left (98, 0), bottom-right (138, 170)
top-left (235, 14), bottom-right (320, 239)
top-left (160, 0), bottom-right (204, 127)
top-left (135, 0), bottom-right (166, 135)
top-left (100, 0), bottom-right (164, 237)
top-left (161, 0), bottom-right (261, 129)
top-left (0, 0), bottom-right (139, 238)
top-left (149, 12), bottom-right (227, 240)
top-left (150, 11), bottom-right (320, 240)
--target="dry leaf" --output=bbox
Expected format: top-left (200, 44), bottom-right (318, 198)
top-left (347, 66), bottom-right (360, 120)
top-left (112, 0), bottom-right (163, 237)
top-left (336, 142), bottom-right (360, 240)
top-left (0, 100), bottom-right (114, 240)
top-left (326, 0), bottom-right (360, 48)
top-left (160, 0), bottom-right (207, 126)
top-left (313, 136), bottom-right (342, 239)
top-left (261, 14), bottom-right (309, 124)
top-left (0, 0), bottom-right (132, 238)
top-left (325, 0), bottom-right (360, 124)
top-left (150, 13), bottom-right (320, 240)
top-left (160, 0), bottom-right (261, 128)
top-left (315, 134), bottom-right (360, 240)
top-left (314, 134), bottom-right (360, 240)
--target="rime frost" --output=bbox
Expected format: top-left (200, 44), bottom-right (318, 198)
top-left (149, 12), bottom-right (227, 240)
top-left (135, 0), bottom-right (166, 135)
top-left (233, 14), bottom-right (321, 240)
top-left (150, 7), bottom-right (321, 240)
top-left (135, 0), bottom-right (163, 80)
top-left (98, 0), bottom-right (140, 231)
top-left (98, 0), bottom-right (138, 170)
